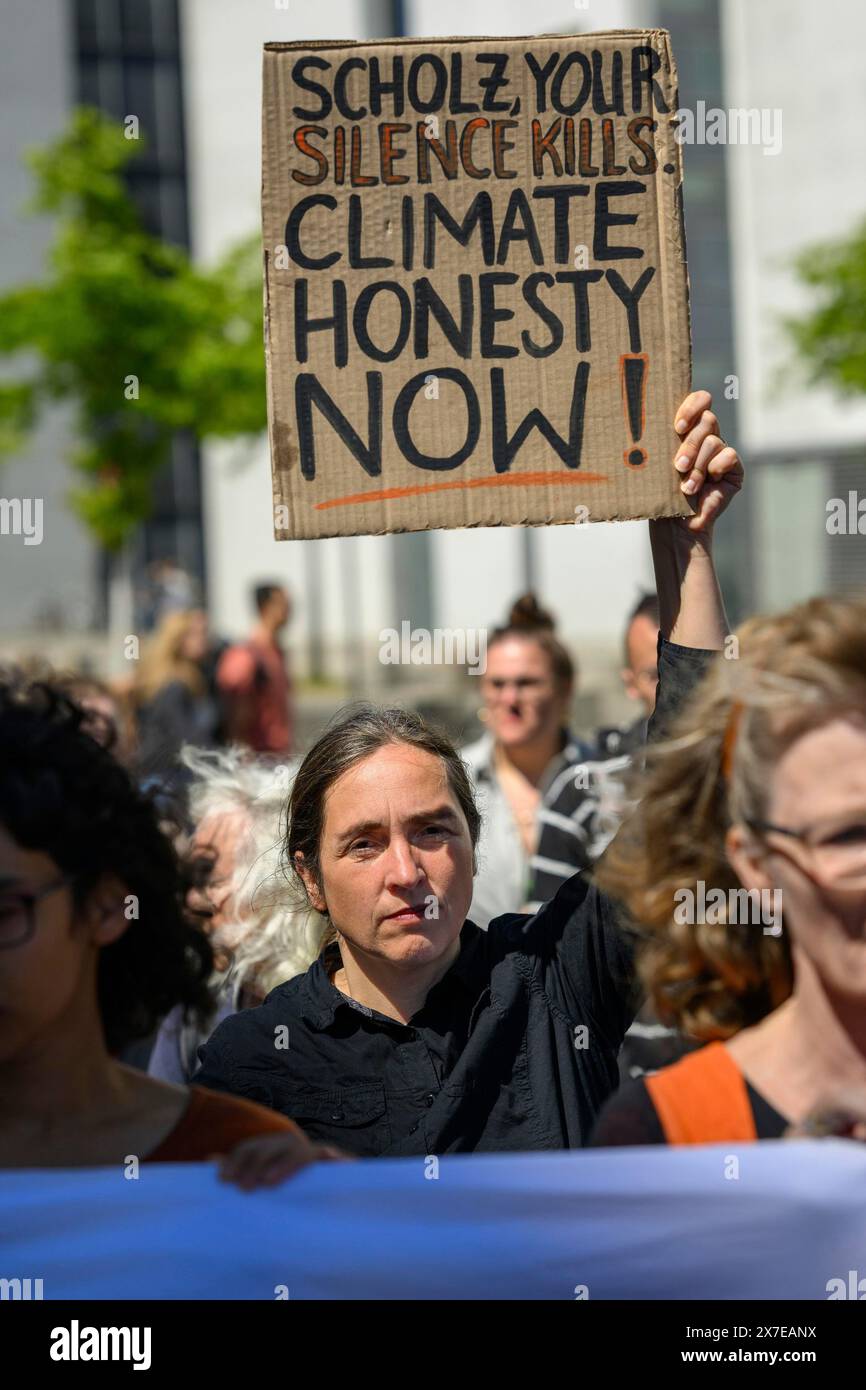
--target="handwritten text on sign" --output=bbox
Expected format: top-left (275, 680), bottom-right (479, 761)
top-left (262, 35), bottom-right (691, 538)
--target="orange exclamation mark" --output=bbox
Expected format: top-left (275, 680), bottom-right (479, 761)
top-left (620, 353), bottom-right (648, 468)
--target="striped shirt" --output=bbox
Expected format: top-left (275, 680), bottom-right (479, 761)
top-left (461, 728), bottom-right (594, 930)
top-left (527, 715), bottom-right (646, 908)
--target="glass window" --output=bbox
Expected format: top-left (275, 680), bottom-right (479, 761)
top-left (124, 60), bottom-right (158, 157)
top-left (153, 61), bottom-right (185, 169)
top-left (756, 460), bottom-right (828, 609)
top-left (96, 57), bottom-right (125, 120)
top-left (75, 0), bottom-right (102, 50)
top-left (78, 59), bottom-right (101, 109)
top-left (158, 177), bottom-right (189, 246)
top-left (150, 0), bottom-right (180, 56)
top-left (126, 174), bottom-right (163, 237)
top-left (120, 0), bottom-right (153, 55)
top-left (73, 0), bottom-right (207, 598)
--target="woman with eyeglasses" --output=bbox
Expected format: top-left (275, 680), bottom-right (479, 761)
top-left (0, 678), bottom-right (339, 1184)
top-left (590, 594), bottom-right (866, 1147)
top-left (460, 592), bottom-right (601, 928)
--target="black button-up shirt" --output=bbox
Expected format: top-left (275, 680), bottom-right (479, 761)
top-left (195, 878), bottom-right (633, 1155)
top-left (193, 638), bottom-right (712, 1155)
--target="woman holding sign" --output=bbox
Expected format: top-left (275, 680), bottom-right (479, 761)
top-left (194, 389), bottom-right (740, 1166)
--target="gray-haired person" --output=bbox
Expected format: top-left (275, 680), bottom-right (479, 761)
top-left (148, 747), bottom-right (325, 1084)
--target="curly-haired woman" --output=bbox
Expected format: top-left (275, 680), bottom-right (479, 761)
top-left (591, 594), bottom-right (866, 1146)
top-left (0, 678), bottom-right (338, 1184)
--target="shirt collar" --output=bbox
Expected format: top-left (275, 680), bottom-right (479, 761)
top-left (298, 944), bottom-right (348, 1030)
top-left (299, 923), bottom-right (487, 1032)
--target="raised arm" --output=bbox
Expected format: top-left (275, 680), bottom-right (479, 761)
top-left (649, 388), bottom-right (742, 652)
top-left (499, 388), bottom-right (745, 1040)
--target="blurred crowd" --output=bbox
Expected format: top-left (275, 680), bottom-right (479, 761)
top-left (21, 571), bottom-right (297, 804)
top-left (3, 488), bottom-right (866, 1185)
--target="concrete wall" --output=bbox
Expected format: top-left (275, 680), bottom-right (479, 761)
top-left (0, 0), bottom-right (95, 639)
top-left (722, 0), bottom-right (866, 455)
top-left (722, 0), bottom-right (866, 608)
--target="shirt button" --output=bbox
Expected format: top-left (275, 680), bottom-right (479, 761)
top-left (409, 1122), bottom-right (419, 1134)
top-left (330, 1109), bottom-right (344, 1121)
top-left (425, 1093), bottom-right (436, 1107)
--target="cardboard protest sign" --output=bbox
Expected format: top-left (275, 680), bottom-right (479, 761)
top-left (262, 31), bottom-right (692, 540)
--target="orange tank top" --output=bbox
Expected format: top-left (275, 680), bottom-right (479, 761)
top-left (645, 1042), bottom-right (758, 1145)
top-left (146, 1086), bottom-right (298, 1163)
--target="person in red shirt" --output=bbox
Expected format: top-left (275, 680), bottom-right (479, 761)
top-left (217, 583), bottom-right (294, 756)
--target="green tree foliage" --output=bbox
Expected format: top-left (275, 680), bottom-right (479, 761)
top-left (787, 220), bottom-right (866, 397)
top-left (0, 108), bottom-right (266, 549)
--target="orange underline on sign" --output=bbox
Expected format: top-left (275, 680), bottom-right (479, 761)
top-left (314, 472), bottom-right (608, 510)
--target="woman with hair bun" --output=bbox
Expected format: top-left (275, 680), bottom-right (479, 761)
top-left (461, 591), bottom-right (593, 927)
top-left (591, 594), bottom-right (866, 1147)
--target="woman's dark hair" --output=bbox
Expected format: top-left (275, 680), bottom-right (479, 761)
top-left (51, 671), bottom-right (120, 752)
top-left (287, 704), bottom-right (481, 909)
top-left (487, 593), bottom-right (575, 691)
top-left (0, 675), bottom-right (213, 1053)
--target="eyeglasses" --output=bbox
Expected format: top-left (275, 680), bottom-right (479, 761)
top-left (746, 818), bottom-right (866, 889)
top-left (0, 876), bottom-right (75, 950)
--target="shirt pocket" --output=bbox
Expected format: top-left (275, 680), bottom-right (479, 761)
top-left (287, 1084), bottom-right (391, 1157)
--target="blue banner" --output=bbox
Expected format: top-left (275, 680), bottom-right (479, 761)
top-left (2, 1141), bottom-right (865, 1300)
